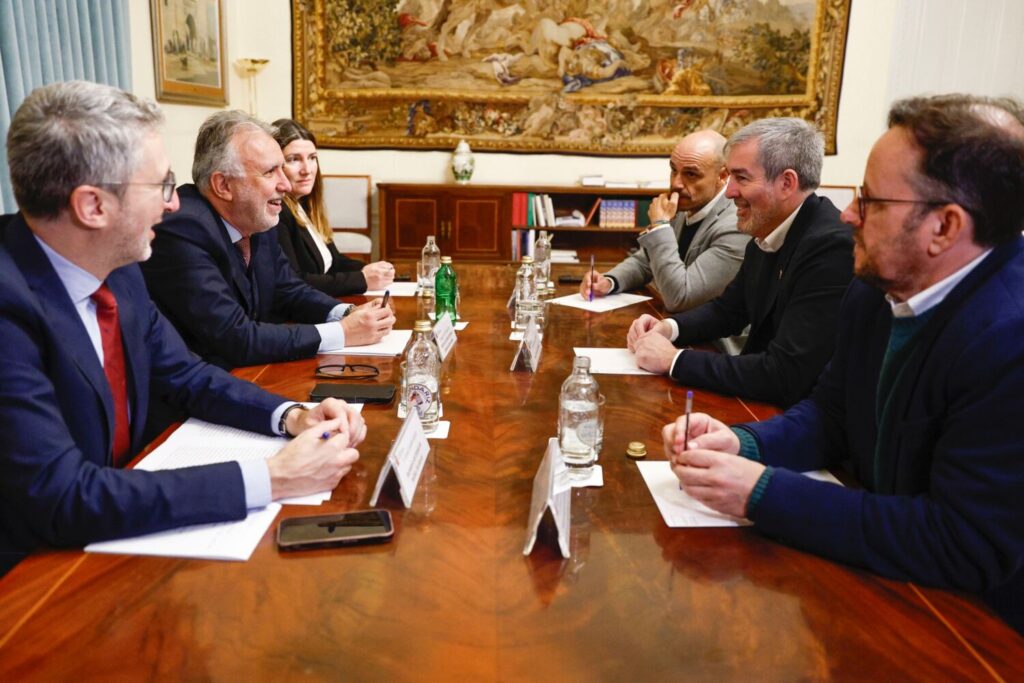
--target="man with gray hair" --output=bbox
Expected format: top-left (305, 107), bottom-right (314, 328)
top-left (142, 110), bottom-right (394, 370)
top-left (627, 117), bottom-right (853, 406)
top-left (0, 81), bottom-right (365, 572)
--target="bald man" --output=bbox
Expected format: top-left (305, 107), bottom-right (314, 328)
top-left (581, 130), bottom-right (749, 312)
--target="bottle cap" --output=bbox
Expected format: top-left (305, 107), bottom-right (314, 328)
top-left (626, 442), bottom-right (647, 459)
top-left (522, 256), bottom-right (534, 264)
top-left (573, 355), bottom-right (591, 370)
top-left (440, 256), bottom-right (452, 264)
top-left (414, 320), bottom-right (432, 332)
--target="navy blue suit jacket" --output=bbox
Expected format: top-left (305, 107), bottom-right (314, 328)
top-left (668, 194), bottom-right (853, 406)
top-left (142, 185), bottom-right (341, 369)
top-left (0, 215), bottom-right (286, 569)
top-left (741, 238), bottom-right (1024, 632)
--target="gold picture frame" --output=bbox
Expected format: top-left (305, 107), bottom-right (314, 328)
top-left (292, 0), bottom-right (851, 156)
top-left (151, 0), bottom-right (228, 107)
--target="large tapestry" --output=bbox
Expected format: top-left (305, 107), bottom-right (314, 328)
top-left (292, 0), bottom-right (851, 156)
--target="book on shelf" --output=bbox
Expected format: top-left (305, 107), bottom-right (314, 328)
top-left (584, 197), bottom-right (602, 226)
top-left (542, 194), bottom-right (555, 227)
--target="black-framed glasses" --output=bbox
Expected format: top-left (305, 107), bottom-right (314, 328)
top-left (854, 185), bottom-right (950, 223)
top-left (101, 170), bottom-right (177, 202)
top-left (315, 363), bottom-right (380, 380)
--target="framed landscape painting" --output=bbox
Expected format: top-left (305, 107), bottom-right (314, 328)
top-left (292, 0), bottom-right (851, 156)
top-left (152, 0), bottom-right (228, 106)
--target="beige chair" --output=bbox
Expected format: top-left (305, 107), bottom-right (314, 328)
top-left (322, 174), bottom-right (372, 256)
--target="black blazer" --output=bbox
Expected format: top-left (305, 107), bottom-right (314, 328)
top-left (142, 185), bottom-right (341, 369)
top-left (668, 194), bottom-right (854, 407)
top-left (276, 203), bottom-right (367, 296)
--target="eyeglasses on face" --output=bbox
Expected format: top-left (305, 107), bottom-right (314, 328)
top-left (854, 185), bottom-right (950, 223)
top-left (315, 363), bottom-right (380, 380)
top-left (101, 170), bottom-right (177, 202)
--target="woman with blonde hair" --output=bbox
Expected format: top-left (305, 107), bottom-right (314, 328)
top-left (273, 118), bottom-right (394, 295)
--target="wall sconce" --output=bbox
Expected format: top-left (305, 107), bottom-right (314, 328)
top-left (234, 58), bottom-right (270, 116)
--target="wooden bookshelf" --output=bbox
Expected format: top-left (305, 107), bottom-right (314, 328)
top-left (378, 182), bottom-right (664, 264)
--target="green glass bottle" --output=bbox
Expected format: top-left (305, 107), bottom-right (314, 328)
top-left (434, 256), bottom-right (458, 323)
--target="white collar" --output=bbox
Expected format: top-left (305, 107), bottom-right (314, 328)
top-left (754, 201), bottom-right (803, 253)
top-left (684, 185), bottom-right (728, 226)
top-left (34, 235), bottom-right (102, 304)
top-left (887, 249), bottom-right (992, 318)
top-left (221, 218), bottom-right (244, 244)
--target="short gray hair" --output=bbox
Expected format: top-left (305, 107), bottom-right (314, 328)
top-left (725, 117), bottom-right (823, 191)
top-left (6, 80), bottom-right (163, 218)
top-left (192, 110), bottom-right (276, 190)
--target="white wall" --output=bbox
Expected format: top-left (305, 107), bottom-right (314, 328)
top-left (128, 0), bottom-right (1022, 223)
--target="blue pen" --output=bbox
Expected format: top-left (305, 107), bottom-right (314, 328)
top-left (588, 254), bottom-right (595, 302)
top-left (321, 431), bottom-right (331, 440)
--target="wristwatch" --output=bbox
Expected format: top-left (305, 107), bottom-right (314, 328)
top-left (278, 403), bottom-right (307, 436)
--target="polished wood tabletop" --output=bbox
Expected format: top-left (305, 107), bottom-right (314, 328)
top-left (1, 264), bottom-right (1020, 681)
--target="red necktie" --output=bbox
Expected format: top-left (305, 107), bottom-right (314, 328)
top-left (92, 283), bottom-right (131, 467)
top-left (236, 236), bottom-right (251, 267)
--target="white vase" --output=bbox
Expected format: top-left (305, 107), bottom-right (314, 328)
top-left (452, 140), bottom-right (474, 184)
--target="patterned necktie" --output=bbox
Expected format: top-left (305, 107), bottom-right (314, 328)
top-left (236, 235), bottom-right (251, 267)
top-left (91, 283), bottom-right (131, 466)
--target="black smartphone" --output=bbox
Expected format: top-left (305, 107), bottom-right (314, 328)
top-left (277, 510), bottom-right (394, 551)
top-left (558, 274), bottom-right (583, 284)
top-left (393, 273), bottom-right (412, 282)
top-left (309, 382), bottom-right (396, 404)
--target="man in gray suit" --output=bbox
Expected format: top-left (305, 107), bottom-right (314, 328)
top-left (580, 130), bottom-right (748, 312)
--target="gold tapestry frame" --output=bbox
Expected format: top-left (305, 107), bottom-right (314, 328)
top-left (292, 0), bottom-right (851, 156)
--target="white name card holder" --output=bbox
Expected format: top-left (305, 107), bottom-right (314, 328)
top-left (510, 315), bottom-right (542, 372)
top-left (432, 314), bottom-right (457, 362)
top-left (522, 438), bottom-right (571, 558)
top-left (370, 411), bottom-right (430, 508)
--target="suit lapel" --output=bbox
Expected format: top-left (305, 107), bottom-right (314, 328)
top-left (298, 223), bottom-right (326, 272)
top-left (749, 196), bottom-right (816, 330)
top-left (5, 216), bottom-right (115, 450)
top-left (107, 269), bottom-right (148, 452)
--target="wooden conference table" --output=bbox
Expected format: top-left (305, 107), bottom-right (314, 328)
top-left (0, 264), bottom-right (1020, 681)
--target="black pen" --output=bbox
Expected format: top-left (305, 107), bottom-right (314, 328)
top-left (380, 289), bottom-right (391, 309)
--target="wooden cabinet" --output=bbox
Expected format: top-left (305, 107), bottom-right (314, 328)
top-left (378, 183), bottom-right (664, 263)
top-left (379, 184), bottom-right (510, 261)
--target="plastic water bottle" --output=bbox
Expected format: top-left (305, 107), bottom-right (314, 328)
top-left (420, 235), bottom-right (441, 291)
top-left (404, 320), bottom-right (441, 433)
top-left (533, 230), bottom-right (552, 295)
top-left (558, 356), bottom-right (600, 479)
top-left (434, 256), bottom-right (457, 323)
top-left (514, 255), bottom-right (541, 330)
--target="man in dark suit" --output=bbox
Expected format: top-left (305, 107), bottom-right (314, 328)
top-left (0, 81), bottom-right (364, 572)
top-left (141, 111), bottom-right (395, 369)
top-left (663, 95), bottom-right (1024, 633)
top-left (628, 118), bottom-right (853, 407)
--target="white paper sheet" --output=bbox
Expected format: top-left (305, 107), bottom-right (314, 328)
top-left (573, 348), bottom-right (656, 375)
top-left (365, 281), bottom-right (419, 297)
top-left (85, 504), bottom-right (281, 561)
top-left (549, 292), bottom-right (652, 312)
top-left (136, 413), bottom-right (363, 506)
top-left (638, 461), bottom-right (844, 528)
top-left (319, 329), bottom-right (412, 356)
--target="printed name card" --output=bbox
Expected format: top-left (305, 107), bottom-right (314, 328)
top-left (510, 315), bottom-right (542, 372)
top-left (522, 438), bottom-right (571, 558)
top-left (432, 314), bottom-right (457, 361)
top-left (370, 411), bottom-right (430, 508)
